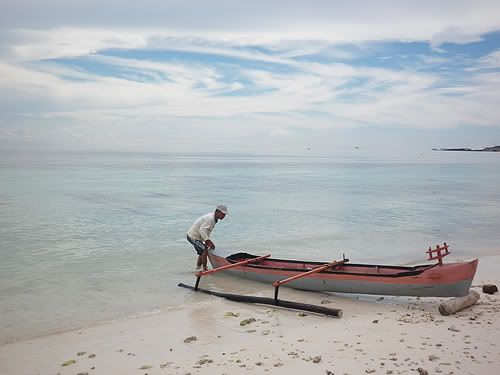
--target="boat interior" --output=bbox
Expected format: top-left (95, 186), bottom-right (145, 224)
top-left (226, 252), bottom-right (435, 277)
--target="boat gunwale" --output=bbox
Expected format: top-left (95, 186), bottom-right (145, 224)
top-left (224, 252), bottom-right (442, 278)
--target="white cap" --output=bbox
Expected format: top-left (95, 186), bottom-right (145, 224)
top-left (216, 204), bottom-right (228, 214)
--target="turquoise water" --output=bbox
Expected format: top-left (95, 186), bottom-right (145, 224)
top-left (1, 150), bottom-right (499, 342)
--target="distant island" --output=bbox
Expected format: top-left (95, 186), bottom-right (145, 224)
top-left (433, 145), bottom-right (500, 152)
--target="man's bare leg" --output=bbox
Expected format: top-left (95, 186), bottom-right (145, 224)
top-left (201, 250), bottom-right (209, 271)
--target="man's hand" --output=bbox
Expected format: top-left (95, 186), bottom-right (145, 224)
top-left (204, 239), bottom-right (215, 250)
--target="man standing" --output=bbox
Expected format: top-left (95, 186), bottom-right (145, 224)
top-left (187, 205), bottom-right (227, 271)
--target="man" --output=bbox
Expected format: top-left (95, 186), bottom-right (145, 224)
top-left (187, 205), bottom-right (227, 271)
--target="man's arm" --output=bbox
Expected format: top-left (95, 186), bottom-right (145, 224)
top-left (198, 220), bottom-right (215, 249)
top-left (198, 221), bottom-right (211, 241)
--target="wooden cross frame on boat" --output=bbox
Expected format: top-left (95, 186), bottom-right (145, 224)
top-left (272, 259), bottom-right (349, 302)
top-left (427, 242), bottom-right (450, 265)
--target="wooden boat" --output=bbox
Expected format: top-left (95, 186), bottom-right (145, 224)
top-left (208, 243), bottom-right (478, 297)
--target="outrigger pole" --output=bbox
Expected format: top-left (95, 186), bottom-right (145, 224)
top-left (272, 259), bottom-right (348, 302)
top-left (178, 283), bottom-right (342, 317)
top-left (178, 254), bottom-right (343, 317)
top-left (193, 254), bottom-right (271, 290)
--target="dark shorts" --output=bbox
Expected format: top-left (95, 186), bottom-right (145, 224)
top-left (187, 235), bottom-right (206, 255)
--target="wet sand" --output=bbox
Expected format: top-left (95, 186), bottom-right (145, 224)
top-left (1, 254), bottom-right (499, 375)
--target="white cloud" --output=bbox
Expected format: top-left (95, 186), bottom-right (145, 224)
top-left (430, 27), bottom-right (484, 51)
top-left (2, 1), bottom-right (500, 44)
top-left (4, 50), bottom-right (498, 135)
top-left (478, 50), bottom-right (500, 68)
top-left (2, 37), bottom-right (499, 132)
top-left (1, 2), bottom-right (500, 151)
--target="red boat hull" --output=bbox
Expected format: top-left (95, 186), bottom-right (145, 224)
top-left (208, 252), bottom-right (478, 297)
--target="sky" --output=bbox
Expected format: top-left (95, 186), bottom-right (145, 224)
top-left (1, 1), bottom-right (500, 154)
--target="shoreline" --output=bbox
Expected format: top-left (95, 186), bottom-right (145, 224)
top-left (1, 254), bottom-right (499, 374)
top-left (1, 250), bottom-right (491, 347)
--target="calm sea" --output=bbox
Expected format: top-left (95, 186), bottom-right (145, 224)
top-left (1, 150), bottom-right (499, 342)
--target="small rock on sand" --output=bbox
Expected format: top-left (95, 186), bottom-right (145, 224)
top-left (482, 284), bottom-right (498, 294)
top-left (184, 336), bottom-right (197, 343)
top-left (197, 358), bottom-right (213, 365)
top-left (61, 360), bottom-right (76, 367)
top-left (312, 355), bottom-right (322, 363)
top-left (240, 318), bottom-right (256, 326)
top-left (417, 368), bottom-right (429, 375)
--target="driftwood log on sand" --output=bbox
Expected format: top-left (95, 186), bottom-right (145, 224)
top-left (438, 290), bottom-right (480, 316)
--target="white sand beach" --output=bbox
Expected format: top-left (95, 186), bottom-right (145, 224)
top-left (1, 255), bottom-right (499, 375)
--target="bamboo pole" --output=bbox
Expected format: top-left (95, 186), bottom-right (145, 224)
top-left (196, 254), bottom-right (271, 277)
top-left (272, 259), bottom-right (347, 287)
top-left (272, 259), bottom-right (348, 301)
top-left (194, 254), bottom-right (271, 291)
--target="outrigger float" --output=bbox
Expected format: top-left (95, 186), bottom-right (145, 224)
top-left (178, 243), bottom-right (478, 317)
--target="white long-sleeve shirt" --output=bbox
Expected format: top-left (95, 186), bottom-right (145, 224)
top-left (187, 213), bottom-right (216, 242)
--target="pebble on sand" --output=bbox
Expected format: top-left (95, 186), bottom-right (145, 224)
top-left (61, 359), bottom-right (76, 367)
top-left (240, 318), bottom-right (256, 326)
top-left (197, 358), bottom-right (213, 365)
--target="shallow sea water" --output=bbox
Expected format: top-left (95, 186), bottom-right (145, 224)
top-left (1, 150), bottom-right (499, 342)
